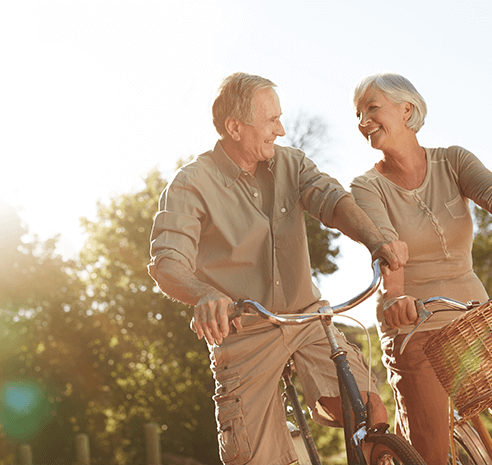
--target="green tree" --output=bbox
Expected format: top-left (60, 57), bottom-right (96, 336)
top-left (283, 111), bottom-right (340, 278)
top-left (75, 168), bottom-right (218, 464)
top-left (0, 200), bottom-right (89, 464)
top-left (472, 205), bottom-right (492, 295)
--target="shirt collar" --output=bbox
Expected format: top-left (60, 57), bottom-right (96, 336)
top-left (212, 141), bottom-right (276, 187)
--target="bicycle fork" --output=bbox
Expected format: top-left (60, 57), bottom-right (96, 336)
top-left (324, 319), bottom-right (370, 465)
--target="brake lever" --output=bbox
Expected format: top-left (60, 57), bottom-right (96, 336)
top-left (229, 299), bottom-right (245, 320)
top-left (399, 299), bottom-right (433, 355)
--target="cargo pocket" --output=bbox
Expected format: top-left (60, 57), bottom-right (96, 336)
top-left (214, 374), bottom-right (252, 464)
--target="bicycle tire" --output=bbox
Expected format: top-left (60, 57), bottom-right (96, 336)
top-left (367, 433), bottom-right (427, 465)
top-left (449, 421), bottom-right (492, 465)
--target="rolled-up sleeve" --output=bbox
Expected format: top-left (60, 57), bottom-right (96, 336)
top-left (297, 152), bottom-right (351, 227)
top-left (148, 176), bottom-right (203, 279)
top-left (351, 179), bottom-right (399, 242)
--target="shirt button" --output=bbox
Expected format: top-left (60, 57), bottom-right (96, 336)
top-left (253, 192), bottom-right (259, 198)
top-left (280, 207), bottom-right (286, 213)
top-left (276, 281), bottom-right (280, 286)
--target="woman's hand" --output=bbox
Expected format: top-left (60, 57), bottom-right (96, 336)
top-left (383, 295), bottom-right (419, 328)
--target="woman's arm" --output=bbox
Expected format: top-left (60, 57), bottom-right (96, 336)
top-left (380, 267), bottom-right (418, 328)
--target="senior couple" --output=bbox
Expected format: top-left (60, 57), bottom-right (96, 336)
top-left (148, 71), bottom-right (492, 465)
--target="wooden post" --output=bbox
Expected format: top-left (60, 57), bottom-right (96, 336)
top-left (144, 422), bottom-right (162, 465)
top-left (75, 433), bottom-right (91, 465)
top-left (19, 444), bottom-right (33, 465)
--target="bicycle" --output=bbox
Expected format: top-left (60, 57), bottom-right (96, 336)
top-left (231, 259), bottom-right (426, 465)
top-left (400, 296), bottom-right (492, 465)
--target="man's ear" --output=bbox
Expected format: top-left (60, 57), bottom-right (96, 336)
top-left (224, 117), bottom-right (242, 141)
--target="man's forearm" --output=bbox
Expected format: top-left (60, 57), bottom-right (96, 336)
top-left (331, 196), bottom-right (387, 254)
top-left (150, 258), bottom-right (219, 306)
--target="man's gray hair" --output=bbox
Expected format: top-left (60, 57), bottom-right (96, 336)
top-left (353, 73), bottom-right (427, 133)
top-left (212, 72), bottom-right (277, 138)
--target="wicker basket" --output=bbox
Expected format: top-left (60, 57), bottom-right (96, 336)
top-left (423, 300), bottom-right (492, 421)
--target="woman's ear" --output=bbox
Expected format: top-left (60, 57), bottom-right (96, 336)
top-left (224, 117), bottom-right (242, 141)
top-left (403, 101), bottom-right (413, 121)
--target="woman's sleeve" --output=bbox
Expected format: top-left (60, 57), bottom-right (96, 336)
top-left (451, 146), bottom-right (492, 213)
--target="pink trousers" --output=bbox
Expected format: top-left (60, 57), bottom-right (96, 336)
top-left (382, 331), bottom-right (450, 465)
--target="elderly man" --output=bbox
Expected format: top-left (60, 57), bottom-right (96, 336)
top-left (148, 72), bottom-right (408, 465)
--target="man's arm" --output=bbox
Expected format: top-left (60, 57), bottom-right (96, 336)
top-left (151, 258), bottom-right (238, 345)
top-left (331, 196), bottom-right (408, 273)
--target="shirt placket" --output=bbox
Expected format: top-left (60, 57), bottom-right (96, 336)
top-left (268, 169), bottom-right (287, 313)
top-left (412, 190), bottom-right (451, 259)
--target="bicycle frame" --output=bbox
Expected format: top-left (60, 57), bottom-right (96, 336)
top-left (282, 362), bottom-right (323, 465)
top-left (233, 260), bottom-right (425, 465)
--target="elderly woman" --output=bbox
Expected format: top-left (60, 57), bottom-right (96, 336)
top-left (350, 73), bottom-right (492, 465)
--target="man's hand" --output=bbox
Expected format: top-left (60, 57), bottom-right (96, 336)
top-left (383, 295), bottom-right (419, 328)
top-left (371, 240), bottom-right (408, 276)
top-left (331, 197), bottom-right (408, 276)
top-left (193, 292), bottom-right (242, 345)
top-left (150, 258), bottom-right (242, 345)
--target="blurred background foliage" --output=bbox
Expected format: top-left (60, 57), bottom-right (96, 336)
top-left (1, 113), bottom-right (492, 464)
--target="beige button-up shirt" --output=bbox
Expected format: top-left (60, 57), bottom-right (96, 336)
top-left (148, 141), bottom-right (350, 313)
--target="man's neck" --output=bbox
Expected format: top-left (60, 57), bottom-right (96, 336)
top-left (220, 138), bottom-right (258, 175)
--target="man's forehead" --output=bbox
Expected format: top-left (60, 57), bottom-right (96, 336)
top-left (254, 88), bottom-right (281, 113)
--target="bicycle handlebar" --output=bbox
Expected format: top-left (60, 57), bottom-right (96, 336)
top-left (233, 259), bottom-right (384, 325)
top-left (399, 296), bottom-right (484, 354)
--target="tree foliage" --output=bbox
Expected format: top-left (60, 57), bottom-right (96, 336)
top-left (282, 111), bottom-right (340, 278)
top-left (472, 205), bottom-right (492, 295)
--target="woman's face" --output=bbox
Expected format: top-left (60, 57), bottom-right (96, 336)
top-left (355, 87), bottom-right (412, 152)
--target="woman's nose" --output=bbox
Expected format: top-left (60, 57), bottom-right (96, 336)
top-left (359, 114), bottom-right (370, 128)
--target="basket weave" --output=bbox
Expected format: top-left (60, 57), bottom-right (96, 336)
top-left (423, 300), bottom-right (492, 421)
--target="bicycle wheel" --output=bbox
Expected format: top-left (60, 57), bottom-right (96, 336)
top-left (449, 421), bottom-right (492, 465)
top-left (367, 433), bottom-right (426, 465)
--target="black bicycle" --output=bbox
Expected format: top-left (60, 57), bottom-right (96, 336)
top-left (232, 260), bottom-right (426, 465)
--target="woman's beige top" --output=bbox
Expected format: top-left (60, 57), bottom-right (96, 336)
top-left (351, 146), bottom-right (492, 343)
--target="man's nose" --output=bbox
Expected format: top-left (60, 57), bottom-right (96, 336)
top-left (277, 120), bottom-right (286, 137)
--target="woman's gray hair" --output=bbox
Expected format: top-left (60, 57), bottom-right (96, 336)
top-left (353, 73), bottom-right (427, 133)
top-left (212, 72), bottom-right (277, 138)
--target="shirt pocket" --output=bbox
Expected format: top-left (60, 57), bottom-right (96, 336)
top-left (274, 191), bottom-right (306, 249)
top-left (445, 195), bottom-right (468, 219)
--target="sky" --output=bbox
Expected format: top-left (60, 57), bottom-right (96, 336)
top-left (2, 0), bottom-right (491, 327)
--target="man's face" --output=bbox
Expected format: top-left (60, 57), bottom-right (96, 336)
top-left (238, 87), bottom-right (286, 164)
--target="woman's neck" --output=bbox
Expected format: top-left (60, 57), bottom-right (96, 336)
top-left (377, 141), bottom-right (427, 190)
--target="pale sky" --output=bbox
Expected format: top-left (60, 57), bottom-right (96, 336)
top-left (2, 1), bottom-right (491, 326)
